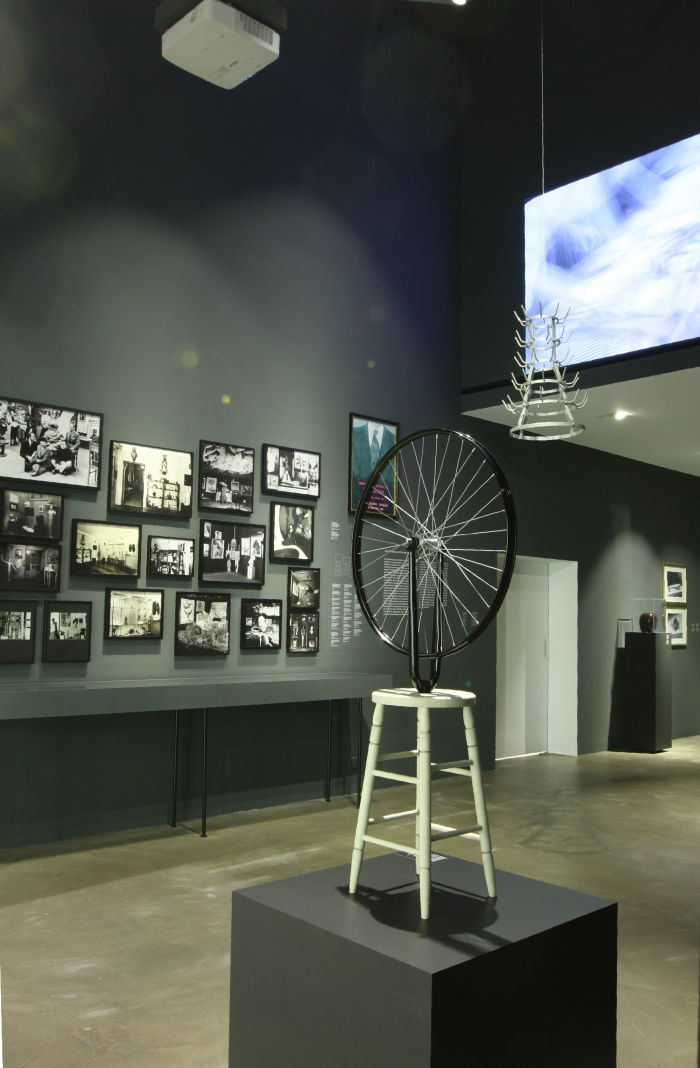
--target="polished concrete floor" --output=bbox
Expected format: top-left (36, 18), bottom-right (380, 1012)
top-left (0, 738), bottom-right (699, 1067)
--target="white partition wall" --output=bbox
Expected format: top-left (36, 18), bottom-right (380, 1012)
top-left (496, 556), bottom-right (578, 759)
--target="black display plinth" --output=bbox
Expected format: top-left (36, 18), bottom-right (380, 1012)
top-left (229, 855), bottom-right (617, 1068)
top-left (609, 632), bottom-right (672, 752)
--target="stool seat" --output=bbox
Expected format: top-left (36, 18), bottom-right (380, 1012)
top-left (349, 687), bottom-right (495, 920)
top-left (371, 687), bottom-right (477, 709)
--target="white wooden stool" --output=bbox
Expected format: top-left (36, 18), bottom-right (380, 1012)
top-left (348, 687), bottom-right (496, 919)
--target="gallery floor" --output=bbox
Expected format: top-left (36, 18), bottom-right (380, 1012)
top-left (0, 737), bottom-right (698, 1067)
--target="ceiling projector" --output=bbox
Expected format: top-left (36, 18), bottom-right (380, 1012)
top-left (158, 0), bottom-right (284, 90)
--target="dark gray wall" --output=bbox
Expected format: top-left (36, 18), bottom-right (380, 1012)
top-left (0, 0), bottom-right (469, 846)
top-left (459, 416), bottom-right (700, 755)
top-left (452, 0), bottom-right (700, 755)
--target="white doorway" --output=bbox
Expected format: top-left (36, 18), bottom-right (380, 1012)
top-left (496, 555), bottom-right (578, 758)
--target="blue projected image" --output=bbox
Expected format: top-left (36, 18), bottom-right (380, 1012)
top-left (524, 131), bottom-right (700, 367)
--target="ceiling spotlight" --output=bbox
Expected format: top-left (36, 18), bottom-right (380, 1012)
top-left (614, 409), bottom-right (630, 421)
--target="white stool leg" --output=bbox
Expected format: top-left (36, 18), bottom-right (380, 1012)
top-left (463, 702), bottom-right (497, 899)
top-left (416, 704), bottom-right (432, 920)
top-left (349, 701), bottom-right (385, 895)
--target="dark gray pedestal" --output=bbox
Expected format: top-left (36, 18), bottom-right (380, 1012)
top-left (229, 854), bottom-right (617, 1068)
top-left (609, 632), bottom-right (672, 752)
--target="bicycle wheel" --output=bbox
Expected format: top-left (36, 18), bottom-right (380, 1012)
top-left (352, 428), bottom-right (516, 660)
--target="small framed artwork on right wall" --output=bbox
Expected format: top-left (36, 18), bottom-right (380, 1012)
top-left (664, 606), bottom-right (687, 648)
top-left (662, 563), bottom-right (686, 605)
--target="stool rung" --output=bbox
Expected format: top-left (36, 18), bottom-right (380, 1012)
top-left (379, 749), bottom-right (417, 762)
top-left (432, 759), bottom-right (472, 775)
top-left (362, 833), bottom-right (416, 854)
top-left (369, 808), bottom-right (417, 825)
top-left (373, 769), bottom-right (417, 784)
top-left (430, 822), bottom-right (481, 842)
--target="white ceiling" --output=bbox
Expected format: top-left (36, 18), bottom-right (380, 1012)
top-left (464, 365), bottom-right (700, 479)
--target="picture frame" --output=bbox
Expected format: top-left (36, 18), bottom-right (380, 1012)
top-left (108, 440), bottom-right (193, 519)
top-left (287, 567), bottom-right (320, 609)
top-left (198, 519), bottom-right (265, 587)
top-left (240, 598), bottom-right (282, 650)
top-left (104, 588), bottom-right (164, 640)
top-left (664, 606), bottom-right (687, 648)
top-left (198, 440), bottom-right (254, 514)
top-left (261, 443), bottom-right (320, 500)
top-left (0, 489), bottom-right (63, 542)
top-left (0, 542), bottom-right (60, 592)
top-left (0, 395), bottom-right (102, 490)
top-left (287, 610), bottom-right (319, 655)
top-left (269, 503), bottom-right (314, 563)
top-left (43, 600), bottom-right (92, 663)
top-left (662, 563), bottom-right (686, 604)
top-left (0, 600), bottom-right (38, 663)
top-left (146, 535), bottom-right (195, 579)
top-left (349, 412), bottom-right (399, 515)
top-left (71, 519), bottom-right (141, 579)
top-left (174, 591), bottom-right (230, 656)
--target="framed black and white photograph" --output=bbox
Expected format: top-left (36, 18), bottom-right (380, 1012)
top-left (71, 519), bottom-right (141, 578)
top-left (0, 395), bottom-right (102, 490)
top-left (199, 440), bottom-right (254, 514)
top-left (240, 598), bottom-right (282, 650)
top-left (269, 503), bottom-right (314, 562)
top-left (0, 542), bottom-right (60, 592)
top-left (665, 606), bottom-right (687, 647)
top-left (261, 443), bottom-right (320, 500)
top-left (104, 588), bottom-right (164, 640)
top-left (662, 563), bottom-right (687, 604)
top-left (108, 440), bottom-right (193, 519)
top-left (349, 412), bottom-right (398, 515)
top-left (288, 567), bottom-right (320, 609)
top-left (43, 600), bottom-right (92, 663)
top-left (0, 489), bottom-right (63, 542)
top-left (174, 592), bottom-right (230, 656)
top-left (0, 600), bottom-right (38, 664)
top-left (198, 520), bottom-right (265, 587)
top-left (287, 610), bottom-right (319, 655)
top-left (146, 535), bottom-right (195, 579)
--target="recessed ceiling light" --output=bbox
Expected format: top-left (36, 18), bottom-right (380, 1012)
top-left (614, 409), bottom-right (631, 421)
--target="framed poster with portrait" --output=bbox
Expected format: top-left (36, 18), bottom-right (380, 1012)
top-left (71, 519), bottom-right (141, 579)
top-left (0, 489), bottom-right (63, 542)
top-left (287, 610), bottom-right (319, 655)
top-left (0, 600), bottom-right (38, 663)
top-left (0, 542), bottom-right (60, 592)
top-left (108, 440), bottom-right (193, 519)
top-left (104, 588), bottom-right (164, 640)
top-left (348, 413), bottom-right (398, 515)
top-left (0, 395), bottom-right (102, 490)
top-left (174, 591), bottom-right (231, 656)
top-left (43, 600), bottom-right (92, 663)
top-left (662, 563), bottom-right (686, 605)
top-left (198, 520), bottom-right (266, 587)
top-left (199, 440), bottom-right (254, 514)
top-left (240, 598), bottom-right (282, 650)
top-left (287, 567), bottom-right (320, 609)
top-left (261, 444), bottom-right (320, 500)
top-left (269, 503), bottom-right (314, 563)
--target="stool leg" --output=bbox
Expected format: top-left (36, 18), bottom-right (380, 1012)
top-left (348, 701), bottom-right (384, 895)
top-left (463, 703), bottom-right (497, 899)
top-left (417, 704), bottom-right (432, 920)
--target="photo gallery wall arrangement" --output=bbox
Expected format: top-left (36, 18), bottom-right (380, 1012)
top-left (0, 394), bottom-right (406, 663)
top-left (663, 563), bottom-right (688, 648)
